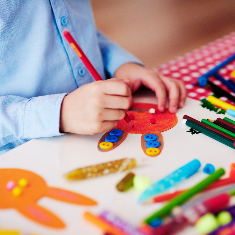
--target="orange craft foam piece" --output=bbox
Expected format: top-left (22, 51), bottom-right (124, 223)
top-left (0, 168), bottom-right (97, 229)
top-left (229, 163), bottom-right (235, 177)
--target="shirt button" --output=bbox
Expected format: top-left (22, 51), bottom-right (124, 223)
top-left (78, 67), bottom-right (86, 76)
top-left (61, 16), bottom-right (68, 26)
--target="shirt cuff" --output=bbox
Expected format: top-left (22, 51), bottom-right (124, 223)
top-left (22, 93), bottom-right (67, 139)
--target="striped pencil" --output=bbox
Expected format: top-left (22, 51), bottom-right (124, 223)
top-left (213, 118), bottom-right (235, 134)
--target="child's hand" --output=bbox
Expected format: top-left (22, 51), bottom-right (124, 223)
top-left (114, 63), bottom-right (187, 113)
top-left (60, 78), bottom-right (132, 135)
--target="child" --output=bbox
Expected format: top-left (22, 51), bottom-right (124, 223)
top-left (0, 0), bottom-right (186, 155)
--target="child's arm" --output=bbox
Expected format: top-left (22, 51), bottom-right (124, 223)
top-left (60, 78), bottom-right (131, 135)
top-left (114, 63), bottom-right (187, 113)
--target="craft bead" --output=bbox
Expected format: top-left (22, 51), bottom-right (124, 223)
top-left (6, 181), bottom-right (15, 191)
top-left (203, 164), bottom-right (215, 175)
top-left (12, 186), bottom-right (22, 197)
top-left (149, 108), bottom-right (155, 114)
top-left (195, 213), bottom-right (219, 234)
top-left (19, 178), bottom-right (28, 187)
top-left (146, 148), bottom-right (160, 156)
top-left (116, 172), bottom-right (135, 192)
top-left (128, 114), bottom-right (135, 120)
top-left (146, 141), bottom-right (160, 148)
top-left (229, 163), bottom-right (235, 177)
top-left (105, 135), bottom-right (118, 143)
top-left (133, 175), bottom-right (151, 192)
top-left (144, 134), bottom-right (158, 141)
top-left (99, 142), bottom-right (113, 149)
top-left (110, 129), bottom-right (123, 136)
top-left (150, 118), bottom-right (156, 124)
top-left (217, 211), bottom-right (232, 226)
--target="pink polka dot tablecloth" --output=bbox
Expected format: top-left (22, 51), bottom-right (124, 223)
top-left (156, 32), bottom-right (235, 104)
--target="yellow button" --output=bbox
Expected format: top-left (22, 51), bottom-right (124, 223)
top-left (12, 186), bottom-right (22, 197)
top-left (19, 178), bottom-right (28, 187)
top-left (146, 147), bottom-right (160, 156)
top-left (99, 141), bottom-right (113, 149)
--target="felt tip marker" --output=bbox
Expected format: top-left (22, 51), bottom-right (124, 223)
top-left (63, 30), bottom-right (134, 128)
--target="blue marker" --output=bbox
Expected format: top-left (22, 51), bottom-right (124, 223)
top-left (227, 109), bottom-right (235, 118)
top-left (138, 159), bottom-right (201, 203)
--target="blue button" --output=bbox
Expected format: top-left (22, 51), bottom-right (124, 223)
top-left (144, 134), bottom-right (158, 141)
top-left (78, 67), bottom-right (86, 76)
top-left (146, 141), bottom-right (160, 148)
top-left (110, 129), bottom-right (123, 136)
top-left (105, 135), bottom-right (118, 143)
top-left (61, 16), bottom-right (68, 26)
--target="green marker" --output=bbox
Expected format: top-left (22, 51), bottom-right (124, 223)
top-left (201, 119), bottom-right (235, 138)
top-left (186, 120), bottom-right (235, 149)
top-left (144, 168), bottom-right (225, 224)
top-left (224, 117), bottom-right (235, 126)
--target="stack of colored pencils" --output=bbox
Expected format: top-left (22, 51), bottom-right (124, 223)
top-left (183, 115), bottom-right (235, 149)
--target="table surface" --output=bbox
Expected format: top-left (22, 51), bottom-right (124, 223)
top-left (1, 33), bottom-right (235, 235)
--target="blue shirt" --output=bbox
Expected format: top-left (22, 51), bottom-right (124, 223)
top-left (0, 0), bottom-right (142, 155)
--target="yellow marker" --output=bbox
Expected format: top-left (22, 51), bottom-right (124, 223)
top-left (12, 186), bottom-right (22, 197)
top-left (207, 95), bottom-right (235, 111)
top-left (0, 230), bottom-right (20, 235)
top-left (99, 141), bottom-right (113, 150)
top-left (146, 148), bottom-right (160, 156)
top-left (18, 178), bottom-right (28, 187)
top-left (231, 70), bottom-right (235, 78)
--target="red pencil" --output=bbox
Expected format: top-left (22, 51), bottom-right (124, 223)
top-left (63, 30), bottom-right (133, 127)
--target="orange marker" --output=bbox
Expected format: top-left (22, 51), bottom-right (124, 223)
top-left (84, 211), bottom-right (128, 235)
top-left (63, 30), bottom-right (133, 128)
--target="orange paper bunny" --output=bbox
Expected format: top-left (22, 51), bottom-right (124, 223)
top-left (0, 168), bottom-right (97, 229)
top-left (98, 103), bottom-right (178, 157)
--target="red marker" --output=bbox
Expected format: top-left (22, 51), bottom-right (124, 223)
top-left (63, 30), bottom-right (133, 128)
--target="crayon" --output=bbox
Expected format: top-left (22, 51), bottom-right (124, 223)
top-left (207, 95), bottom-right (235, 111)
top-left (224, 117), bottom-right (235, 126)
top-left (143, 168), bottom-right (225, 224)
top-left (213, 119), bottom-right (235, 134)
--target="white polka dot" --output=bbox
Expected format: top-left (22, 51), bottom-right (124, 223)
top-left (209, 92), bottom-right (214, 95)
top-left (185, 84), bottom-right (193, 89)
top-left (180, 69), bottom-right (189, 74)
top-left (170, 66), bottom-right (178, 71)
top-left (197, 88), bottom-right (205, 93)
top-left (199, 96), bottom-right (206, 100)
top-left (197, 61), bottom-right (205, 66)
top-left (221, 51), bottom-right (229, 56)
top-left (205, 57), bottom-right (213, 63)
top-left (191, 72), bottom-right (200, 78)
top-left (213, 54), bottom-right (221, 59)
top-left (188, 92), bottom-right (197, 97)
top-left (220, 69), bottom-right (227, 74)
top-left (220, 97), bottom-right (228, 101)
top-left (214, 80), bottom-right (221, 85)
top-left (187, 58), bottom-right (195, 63)
top-left (179, 62), bottom-right (187, 67)
top-left (194, 55), bottom-right (203, 60)
top-left (208, 65), bottom-right (214, 69)
top-left (162, 70), bottom-right (170, 75)
top-left (172, 72), bottom-right (181, 78)
top-left (183, 76), bottom-right (192, 81)
top-left (227, 65), bottom-right (234, 70)
top-left (189, 65), bottom-right (197, 70)
top-left (199, 68), bottom-right (208, 74)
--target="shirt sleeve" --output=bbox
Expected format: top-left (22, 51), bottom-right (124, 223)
top-left (0, 93), bottom-right (66, 153)
top-left (96, 31), bottom-right (144, 78)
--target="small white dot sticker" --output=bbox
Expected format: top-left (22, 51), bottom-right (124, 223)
top-left (185, 84), bottom-right (193, 89)
top-left (183, 76), bottom-right (192, 81)
top-left (172, 72), bottom-right (180, 78)
top-left (197, 88), bottom-right (205, 93)
top-left (188, 92), bottom-right (197, 97)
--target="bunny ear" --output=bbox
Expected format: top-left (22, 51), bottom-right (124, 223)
top-left (17, 203), bottom-right (65, 229)
top-left (45, 187), bottom-right (97, 206)
top-left (97, 129), bottom-right (128, 152)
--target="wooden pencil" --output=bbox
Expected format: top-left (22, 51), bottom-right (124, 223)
top-left (214, 119), bottom-right (235, 134)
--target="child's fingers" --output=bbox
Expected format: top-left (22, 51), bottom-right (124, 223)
top-left (99, 109), bottom-right (126, 121)
top-left (103, 95), bottom-right (131, 110)
top-left (99, 120), bottom-right (118, 133)
top-left (178, 81), bottom-right (187, 108)
top-left (101, 80), bottom-right (131, 97)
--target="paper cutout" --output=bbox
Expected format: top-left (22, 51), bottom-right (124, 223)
top-left (0, 168), bottom-right (97, 229)
top-left (98, 103), bottom-right (177, 157)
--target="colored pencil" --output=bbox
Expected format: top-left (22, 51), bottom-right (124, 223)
top-left (224, 117), bottom-right (235, 126)
top-left (201, 119), bottom-right (235, 138)
top-left (207, 95), bottom-right (235, 111)
top-left (186, 120), bottom-right (235, 149)
top-left (213, 73), bottom-right (235, 93)
top-left (84, 211), bottom-right (128, 235)
top-left (143, 168), bottom-right (225, 224)
top-left (213, 118), bottom-right (235, 134)
top-left (183, 115), bottom-right (235, 143)
top-left (148, 174), bottom-right (235, 203)
top-left (227, 109), bottom-right (235, 118)
top-left (63, 30), bottom-right (133, 127)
